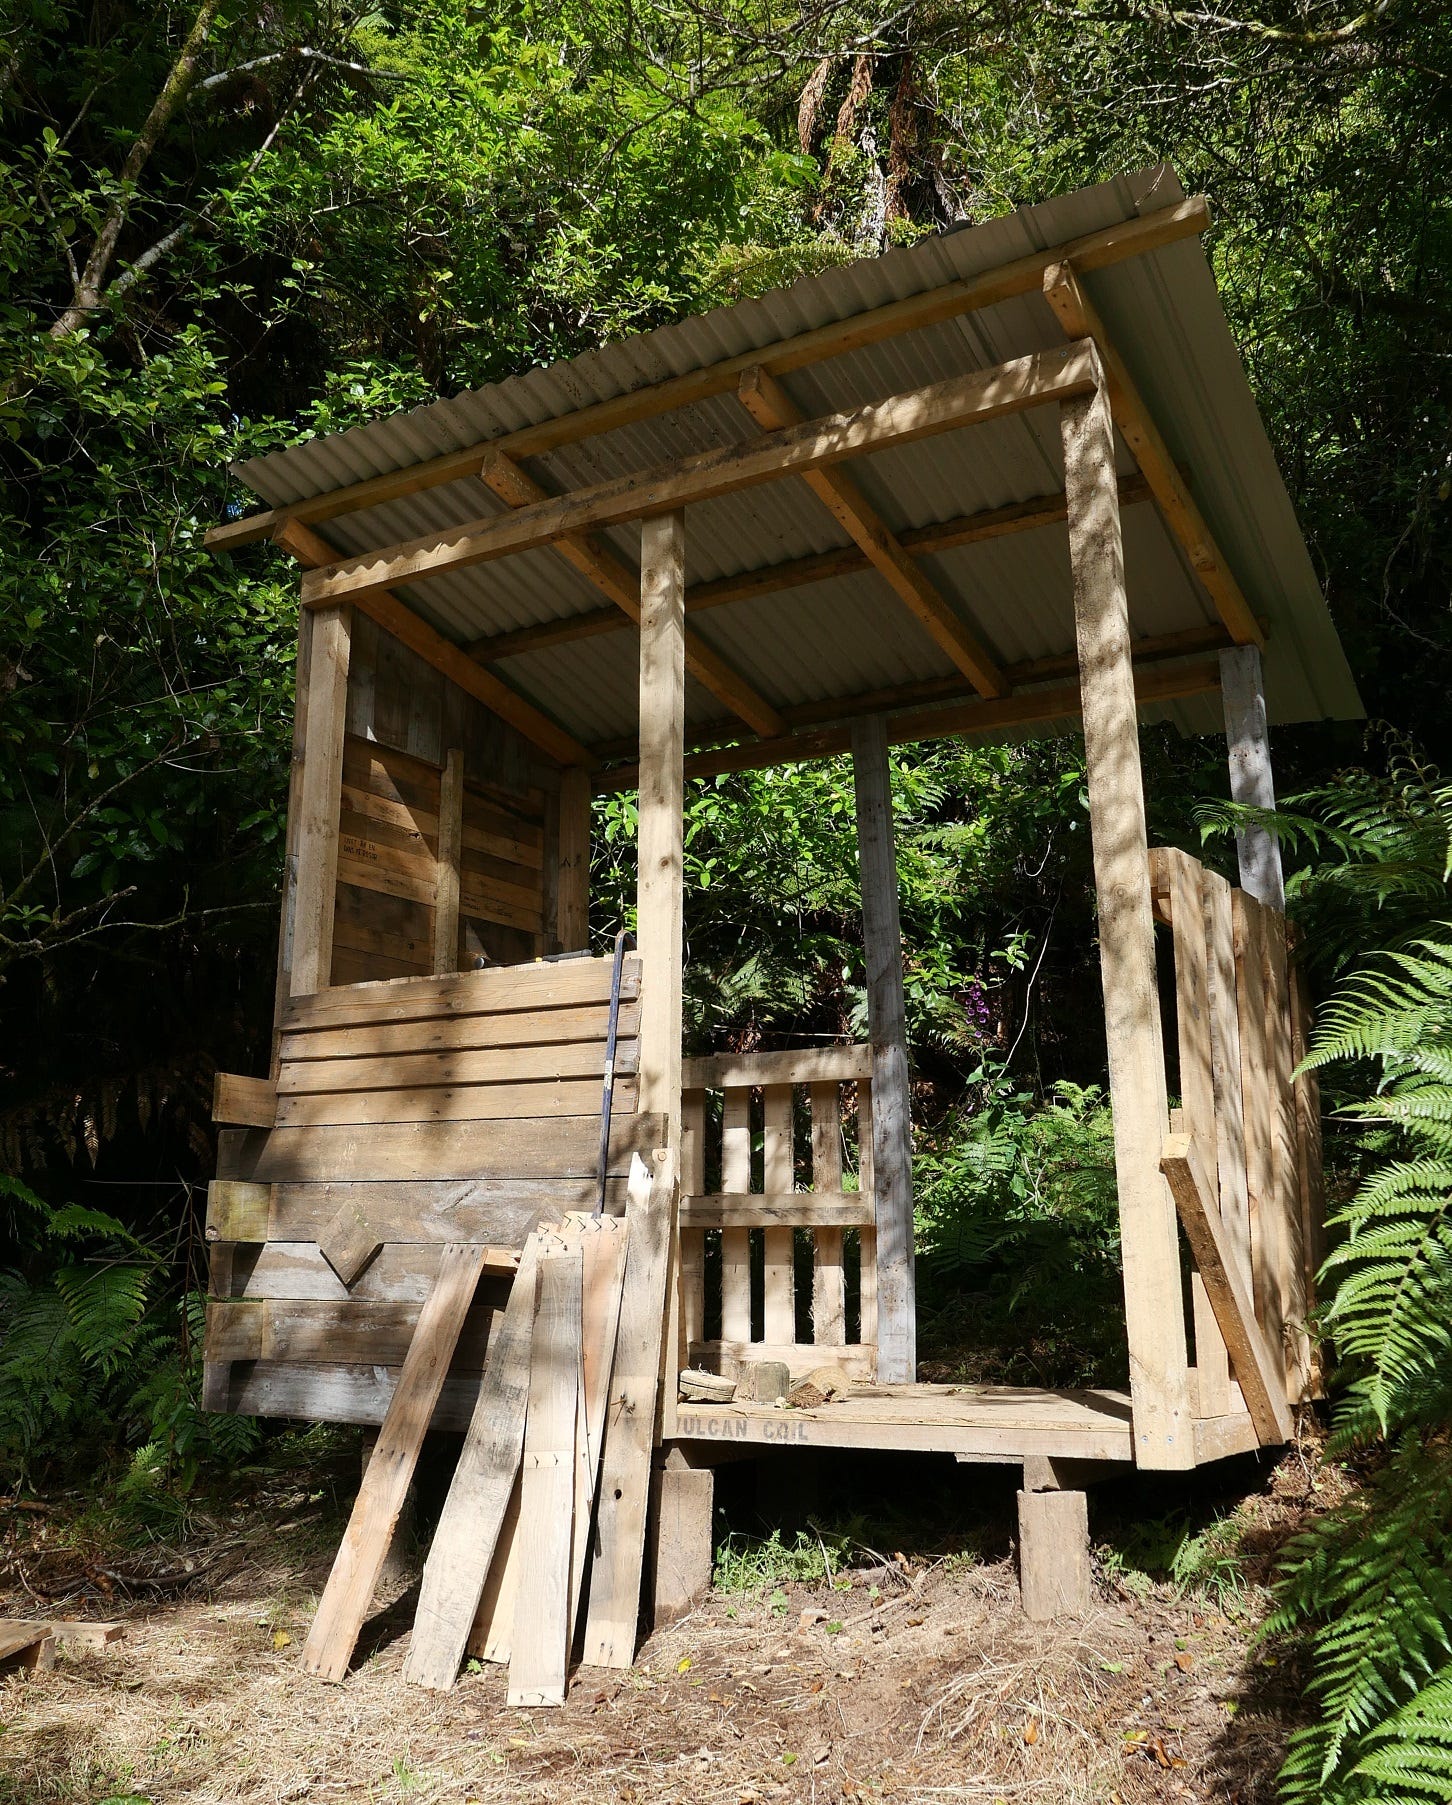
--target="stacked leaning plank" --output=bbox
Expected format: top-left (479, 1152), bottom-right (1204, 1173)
top-left (297, 1146), bottom-right (678, 1696)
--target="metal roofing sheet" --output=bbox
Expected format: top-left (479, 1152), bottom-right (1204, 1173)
top-left (232, 164), bottom-right (1362, 752)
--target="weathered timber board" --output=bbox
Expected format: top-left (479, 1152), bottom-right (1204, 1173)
top-left (274, 1076), bottom-right (638, 1129)
top-left (260, 1178), bottom-right (629, 1246)
top-left (281, 1001), bottom-right (639, 1063)
top-left (279, 956), bottom-right (641, 1034)
top-left (216, 1111), bottom-right (665, 1185)
top-left (205, 1298), bottom-right (499, 1367)
top-left (301, 1242), bottom-right (488, 1682)
top-left (278, 1039), bottom-right (637, 1094)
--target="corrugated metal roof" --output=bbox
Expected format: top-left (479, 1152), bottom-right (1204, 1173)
top-left (232, 164), bottom-right (1362, 753)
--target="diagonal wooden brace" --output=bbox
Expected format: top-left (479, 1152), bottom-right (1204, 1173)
top-left (1160, 1133), bottom-right (1295, 1444)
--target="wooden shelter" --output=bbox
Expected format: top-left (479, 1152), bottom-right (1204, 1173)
top-left (202, 166), bottom-right (1360, 1661)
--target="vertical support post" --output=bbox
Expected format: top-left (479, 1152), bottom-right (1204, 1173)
top-left (556, 764), bottom-right (592, 951)
top-left (271, 611), bottom-right (314, 1070)
top-left (1219, 644), bottom-right (1285, 913)
top-left (1061, 379), bottom-right (1193, 1471)
top-left (432, 746), bottom-right (464, 975)
top-left (635, 511), bottom-right (686, 1148)
top-left (290, 604), bottom-right (352, 997)
top-left (1017, 1488), bottom-right (1092, 1620)
top-left (850, 715), bottom-right (915, 1385)
top-left (637, 512), bottom-right (686, 1444)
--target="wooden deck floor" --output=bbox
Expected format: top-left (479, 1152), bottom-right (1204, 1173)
top-left (671, 1383), bottom-right (1261, 1466)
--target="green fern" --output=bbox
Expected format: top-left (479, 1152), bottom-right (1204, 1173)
top-left (1269, 907), bottom-right (1452, 1803)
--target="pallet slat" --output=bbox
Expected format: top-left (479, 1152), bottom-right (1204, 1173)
top-left (507, 1243), bottom-right (581, 1707)
top-left (761, 1086), bottom-right (796, 1345)
top-left (404, 1231), bottom-right (545, 1690)
top-left (217, 1111), bottom-right (665, 1185)
top-left (279, 956), bottom-right (640, 1034)
top-left (718, 1089), bottom-right (752, 1345)
top-left (810, 1082), bottom-right (846, 1346)
top-left (301, 1241), bottom-right (488, 1682)
top-left (274, 1076), bottom-right (638, 1129)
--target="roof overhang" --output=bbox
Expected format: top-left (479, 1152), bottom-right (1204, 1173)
top-left (212, 164), bottom-right (1362, 774)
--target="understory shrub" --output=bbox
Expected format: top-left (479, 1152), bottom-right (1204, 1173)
top-left (913, 1080), bottom-right (1125, 1387)
top-left (0, 1178), bottom-right (259, 1491)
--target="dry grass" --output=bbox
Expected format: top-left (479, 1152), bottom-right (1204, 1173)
top-left (0, 1453), bottom-right (1316, 1805)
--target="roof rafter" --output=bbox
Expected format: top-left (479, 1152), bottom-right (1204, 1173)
top-left (736, 365), bottom-right (1007, 700)
top-left (1042, 260), bottom-right (1264, 648)
top-left (476, 449), bottom-right (786, 738)
top-left (465, 474), bottom-right (1157, 668)
top-left (272, 519), bottom-right (593, 769)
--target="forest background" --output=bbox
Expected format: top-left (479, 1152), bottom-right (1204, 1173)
top-left (1, 2), bottom-right (1449, 1800)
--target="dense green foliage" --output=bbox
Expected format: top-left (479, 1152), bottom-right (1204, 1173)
top-left (1253, 768), bottom-right (1452, 1803)
top-left (1, 2), bottom-right (1450, 1792)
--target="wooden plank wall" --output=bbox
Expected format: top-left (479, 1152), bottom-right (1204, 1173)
top-left (333, 614), bottom-right (561, 984)
top-left (1150, 847), bottom-right (1323, 1415)
top-left (205, 957), bottom-right (661, 1424)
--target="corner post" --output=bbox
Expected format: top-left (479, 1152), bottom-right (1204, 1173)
top-left (850, 715), bottom-right (916, 1384)
top-left (1060, 373), bottom-right (1193, 1471)
top-left (636, 511), bottom-right (686, 1148)
top-left (1219, 644), bottom-right (1285, 912)
top-left (636, 512), bottom-right (687, 1456)
top-left (289, 603), bottom-right (352, 997)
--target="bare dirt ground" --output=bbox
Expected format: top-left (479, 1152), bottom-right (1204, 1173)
top-left (0, 1441), bottom-right (1326, 1805)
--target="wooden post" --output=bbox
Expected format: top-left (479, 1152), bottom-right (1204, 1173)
top-left (633, 511), bottom-right (687, 1451)
top-left (649, 1450), bottom-right (715, 1629)
top-left (850, 715), bottom-right (915, 1385)
top-left (1220, 645), bottom-right (1286, 913)
top-left (271, 614), bottom-right (314, 1071)
top-left (1060, 377), bottom-right (1193, 1471)
top-left (432, 747), bottom-right (463, 975)
top-left (1017, 1488), bottom-right (1092, 1620)
top-left (290, 604), bottom-right (352, 996)
top-left (556, 765), bottom-right (592, 951)
top-left (635, 512), bottom-right (686, 1147)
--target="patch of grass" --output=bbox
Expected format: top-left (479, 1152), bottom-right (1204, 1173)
top-left (1098, 1506), bottom-right (1259, 1613)
top-left (712, 1519), bottom-right (860, 1592)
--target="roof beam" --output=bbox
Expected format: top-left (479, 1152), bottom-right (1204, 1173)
top-left (207, 196), bottom-right (1207, 553)
top-left (597, 655), bottom-right (1223, 791)
top-left (736, 366), bottom-right (1007, 699)
top-left (477, 450), bottom-right (786, 738)
top-left (297, 343), bottom-right (1102, 612)
top-left (1042, 261), bottom-right (1264, 648)
top-left (589, 623), bottom-right (1233, 764)
top-left (466, 473), bottom-right (1157, 668)
top-left (272, 520), bottom-right (593, 769)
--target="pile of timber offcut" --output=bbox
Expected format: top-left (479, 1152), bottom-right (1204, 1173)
top-left (0, 1620), bottom-right (123, 1674)
top-left (298, 1147), bottom-right (676, 1702)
